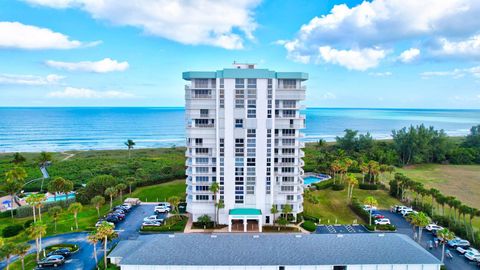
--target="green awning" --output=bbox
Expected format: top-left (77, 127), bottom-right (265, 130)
top-left (229, 208), bottom-right (262, 215)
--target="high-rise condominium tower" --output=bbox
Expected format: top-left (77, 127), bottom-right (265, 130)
top-left (183, 63), bottom-right (307, 232)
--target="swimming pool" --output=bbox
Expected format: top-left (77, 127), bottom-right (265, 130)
top-left (45, 193), bottom-right (76, 202)
top-left (303, 174), bottom-right (331, 186)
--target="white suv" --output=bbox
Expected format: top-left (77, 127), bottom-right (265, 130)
top-left (425, 224), bottom-right (443, 232)
top-left (374, 218), bottom-right (391, 225)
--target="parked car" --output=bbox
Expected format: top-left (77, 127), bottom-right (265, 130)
top-left (143, 215), bottom-right (164, 223)
top-left (372, 214), bottom-right (385, 219)
top-left (374, 218), bottom-right (391, 225)
top-left (155, 206), bottom-right (169, 213)
top-left (157, 202), bottom-right (172, 211)
top-left (122, 203), bottom-right (132, 210)
top-left (142, 220), bottom-right (162, 227)
top-left (465, 250), bottom-right (480, 262)
top-left (448, 238), bottom-right (470, 248)
top-left (363, 205), bottom-right (378, 211)
top-left (113, 210), bottom-right (126, 217)
top-left (425, 224), bottom-right (444, 232)
top-left (395, 205), bottom-right (409, 213)
top-left (95, 220), bottom-right (114, 227)
top-left (47, 248), bottom-right (72, 258)
top-left (37, 255), bottom-right (65, 268)
top-left (105, 215), bottom-right (120, 224)
top-left (107, 213), bottom-right (124, 221)
top-left (112, 207), bottom-right (127, 214)
top-left (457, 247), bottom-right (478, 255)
top-left (401, 209), bottom-right (417, 216)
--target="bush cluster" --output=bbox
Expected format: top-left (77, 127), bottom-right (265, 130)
top-left (359, 183), bottom-right (378, 190)
top-left (331, 183), bottom-right (345, 191)
top-left (314, 179), bottom-right (333, 190)
top-left (2, 224), bottom-right (24, 238)
top-left (301, 220), bottom-right (317, 232)
top-left (15, 198), bottom-right (76, 218)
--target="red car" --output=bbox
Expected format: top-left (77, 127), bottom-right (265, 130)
top-left (372, 214), bottom-right (385, 219)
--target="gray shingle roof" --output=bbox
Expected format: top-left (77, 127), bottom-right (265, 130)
top-left (109, 233), bottom-right (441, 266)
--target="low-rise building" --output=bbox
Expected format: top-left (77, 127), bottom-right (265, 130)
top-left (108, 233), bottom-right (442, 270)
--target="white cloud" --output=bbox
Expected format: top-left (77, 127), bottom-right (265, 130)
top-left (282, 0), bottom-right (480, 68)
top-left (48, 87), bottom-right (135, 99)
top-left (399, 48), bottom-right (420, 63)
top-left (0, 73), bottom-right (64, 85)
top-left (318, 46), bottom-right (386, 71)
top-left (369, 71), bottom-right (392, 77)
top-left (46, 58), bottom-right (129, 73)
top-left (23, 0), bottom-right (260, 49)
top-left (430, 35), bottom-right (480, 58)
top-left (420, 66), bottom-right (480, 79)
top-left (0, 21), bottom-right (98, 50)
top-left (320, 92), bottom-right (336, 100)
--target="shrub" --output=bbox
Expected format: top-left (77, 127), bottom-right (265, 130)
top-left (301, 214), bottom-right (320, 223)
top-left (301, 221), bottom-right (317, 232)
top-left (24, 219), bottom-right (34, 229)
top-left (0, 210), bottom-right (15, 218)
top-left (15, 198), bottom-right (76, 218)
top-left (2, 224), bottom-right (24, 238)
top-left (359, 183), bottom-right (378, 190)
top-left (314, 179), bottom-right (333, 190)
top-left (349, 198), bottom-right (370, 224)
top-left (331, 183), bottom-right (345, 191)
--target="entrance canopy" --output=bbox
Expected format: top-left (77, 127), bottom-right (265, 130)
top-left (228, 208), bottom-right (262, 232)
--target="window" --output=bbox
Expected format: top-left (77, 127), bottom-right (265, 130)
top-left (196, 195), bottom-right (209, 201)
top-left (196, 167), bottom-right (209, 173)
top-left (282, 79), bottom-right (296, 89)
top-left (195, 185), bottom-right (209, 191)
top-left (196, 176), bottom-right (209, 182)
top-left (281, 186), bottom-right (294, 192)
top-left (333, 267), bottom-right (347, 270)
top-left (235, 99), bottom-right (244, 108)
top-left (192, 89), bottom-right (211, 98)
top-left (247, 109), bottom-right (256, 118)
top-left (235, 78), bottom-right (244, 88)
top-left (247, 78), bottom-right (256, 88)
top-left (195, 79), bottom-right (209, 88)
top-left (195, 148), bottom-right (209, 154)
top-left (195, 157), bottom-right (209, 164)
top-left (200, 109), bottom-right (209, 117)
top-left (247, 129), bottom-right (256, 137)
top-left (286, 195), bottom-right (294, 201)
top-left (235, 119), bottom-right (243, 128)
top-left (279, 267), bottom-right (285, 270)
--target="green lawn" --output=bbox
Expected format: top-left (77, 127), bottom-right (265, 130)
top-left (7, 253), bottom-right (37, 270)
top-left (131, 179), bottom-right (186, 202)
top-left (303, 186), bottom-right (401, 224)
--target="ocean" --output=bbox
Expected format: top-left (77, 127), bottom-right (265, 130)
top-left (0, 107), bottom-right (478, 153)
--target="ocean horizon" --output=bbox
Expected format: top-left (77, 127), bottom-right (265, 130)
top-left (0, 107), bottom-right (479, 153)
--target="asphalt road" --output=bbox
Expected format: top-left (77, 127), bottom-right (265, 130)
top-left (378, 210), bottom-right (479, 270)
top-left (0, 204), bottom-right (158, 270)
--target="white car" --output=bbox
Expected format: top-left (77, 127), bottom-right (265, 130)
top-left (425, 224), bottom-right (443, 232)
top-left (121, 203), bottom-right (132, 210)
top-left (363, 205), bottom-right (378, 211)
top-left (95, 221), bottom-right (114, 227)
top-left (395, 205), bottom-right (409, 213)
top-left (457, 247), bottom-right (478, 255)
top-left (157, 202), bottom-right (172, 211)
top-left (374, 218), bottom-right (391, 225)
top-left (143, 215), bottom-right (164, 223)
top-left (154, 206), bottom-right (169, 213)
top-left (142, 221), bottom-right (162, 227)
top-left (465, 250), bottom-right (480, 262)
top-left (401, 209), bottom-right (417, 216)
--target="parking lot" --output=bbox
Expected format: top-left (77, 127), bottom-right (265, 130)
top-left (315, 224), bottom-right (368, 234)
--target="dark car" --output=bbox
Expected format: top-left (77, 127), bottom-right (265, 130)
top-left (47, 248), bottom-right (72, 258)
top-left (105, 215), bottom-right (120, 223)
top-left (112, 206), bottom-right (127, 213)
top-left (37, 255), bottom-right (65, 268)
top-left (112, 211), bottom-right (126, 219)
top-left (108, 213), bottom-right (124, 221)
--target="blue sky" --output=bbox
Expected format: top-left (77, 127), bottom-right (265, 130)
top-left (0, 0), bottom-right (479, 108)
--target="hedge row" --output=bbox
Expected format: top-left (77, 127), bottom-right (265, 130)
top-left (15, 198), bottom-right (76, 218)
top-left (301, 221), bottom-right (317, 232)
top-left (359, 183), bottom-right (378, 190)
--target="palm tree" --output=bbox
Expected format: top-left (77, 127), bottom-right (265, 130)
top-left (125, 177), bottom-right (136, 194)
top-left (411, 212), bottom-right (430, 242)
top-left (359, 162), bottom-right (369, 184)
top-left (124, 139), bottom-right (136, 159)
top-left (346, 173), bottom-right (358, 199)
top-left (26, 194), bottom-right (41, 222)
top-left (104, 187), bottom-right (118, 209)
top-left (37, 151), bottom-right (52, 167)
top-left (468, 207), bottom-right (479, 243)
top-left (363, 196), bottom-right (378, 226)
top-left (27, 221), bottom-right (47, 261)
top-left (209, 182), bottom-right (220, 226)
top-left (3, 167), bottom-right (27, 218)
top-left (437, 228), bottom-right (455, 263)
top-left (116, 183), bottom-right (127, 203)
top-left (49, 206), bottom-right (62, 232)
top-left (68, 202), bottom-right (83, 230)
top-left (13, 242), bottom-right (30, 270)
top-left (35, 194), bottom-right (46, 221)
top-left (87, 233), bottom-right (99, 269)
top-left (167, 196), bottom-right (180, 220)
top-left (282, 204), bottom-right (293, 222)
top-left (270, 205), bottom-right (279, 229)
top-left (96, 222), bottom-right (117, 269)
top-left (11, 152), bottom-right (26, 165)
top-left (0, 242), bottom-right (15, 270)
top-left (63, 179), bottom-right (74, 202)
top-left (91, 195), bottom-right (105, 217)
top-left (47, 177), bottom-right (66, 202)
top-left (216, 199), bottom-right (225, 225)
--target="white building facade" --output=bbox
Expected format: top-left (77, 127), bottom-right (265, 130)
top-left (183, 64), bottom-right (307, 229)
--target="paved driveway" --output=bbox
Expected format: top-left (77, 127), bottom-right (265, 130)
top-left (379, 210), bottom-right (479, 270)
top-left (0, 204), bottom-right (158, 270)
